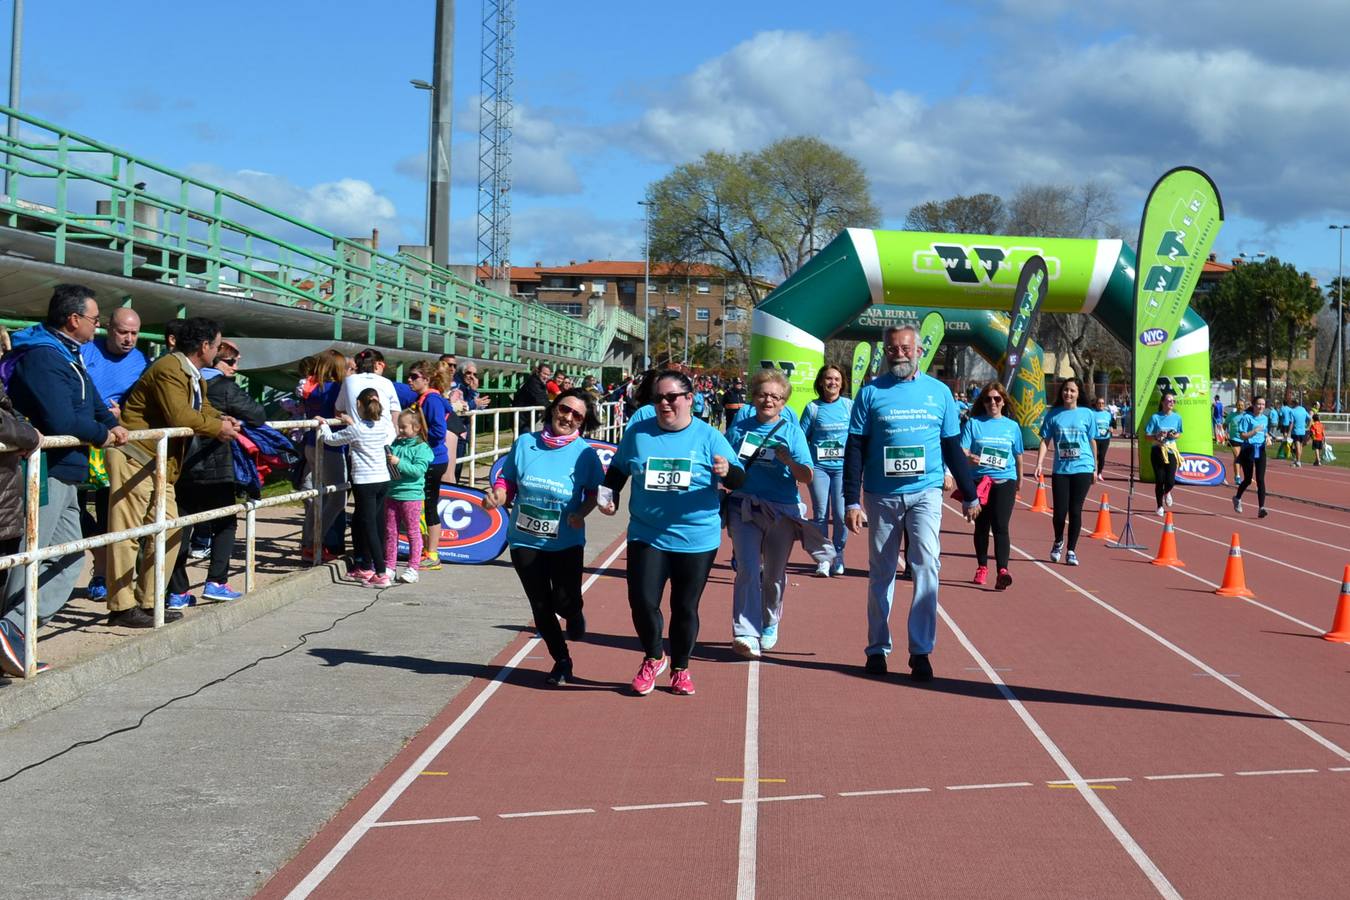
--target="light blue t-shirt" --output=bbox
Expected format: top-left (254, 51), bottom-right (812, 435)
top-left (629, 404), bottom-right (655, 424)
top-left (726, 414), bottom-right (813, 505)
top-left (612, 416), bottom-right (743, 553)
top-left (501, 433), bottom-right (605, 550)
top-left (848, 372), bottom-right (959, 495)
top-left (1266, 408), bottom-right (1280, 431)
top-left (1092, 409), bottom-right (1113, 440)
top-left (80, 338), bottom-right (148, 407)
top-left (1236, 412), bottom-right (1268, 452)
top-left (1039, 406), bottom-right (1097, 475)
top-left (1290, 405), bottom-right (1310, 436)
top-left (799, 396), bottom-right (853, 471)
top-left (1280, 405), bottom-right (1294, 427)
top-left (1145, 412), bottom-right (1183, 441)
top-left (960, 415), bottom-right (1024, 483)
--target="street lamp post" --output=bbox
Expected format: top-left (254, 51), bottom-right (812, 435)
top-left (639, 200), bottom-right (652, 370)
top-left (4, 0), bottom-right (23, 201)
top-left (410, 79), bottom-right (433, 247)
top-left (1331, 225), bottom-right (1348, 412)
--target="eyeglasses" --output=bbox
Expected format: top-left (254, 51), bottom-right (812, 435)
top-left (755, 392), bottom-right (785, 402)
top-left (555, 405), bottom-right (586, 421)
top-left (655, 391), bottom-right (691, 405)
top-left (74, 313), bottom-right (102, 326)
top-left (216, 357), bottom-right (239, 367)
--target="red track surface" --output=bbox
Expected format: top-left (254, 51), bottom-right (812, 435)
top-left (259, 453), bottom-right (1350, 899)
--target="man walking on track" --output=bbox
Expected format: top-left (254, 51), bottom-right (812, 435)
top-left (843, 325), bottom-right (980, 682)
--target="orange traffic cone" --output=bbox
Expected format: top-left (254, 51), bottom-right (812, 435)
top-left (1029, 476), bottom-right (1050, 514)
top-left (1150, 511), bottom-right (1185, 567)
top-left (1323, 565), bottom-right (1350, 643)
top-left (1088, 493), bottom-right (1117, 540)
top-left (1214, 533), bottom-right (1254, 597)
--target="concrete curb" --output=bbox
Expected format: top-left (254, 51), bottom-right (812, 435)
top-left (0, 562), bottom-right (342, 731)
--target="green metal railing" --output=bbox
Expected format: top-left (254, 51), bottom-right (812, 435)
top-left (0, 105), bottom-right (642, 373)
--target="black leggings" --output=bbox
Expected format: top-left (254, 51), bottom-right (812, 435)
top-left (351, 481), bottom-right (390, 573)
top-left (1234, 445), bottom-right (1267, 507)
top-left (1051, 472), bottom-right (1094, 552)
top-left (510, 544), bottom-right (584, 663)
top-left (1095, 438), bottom-right (1110, 474)
top-left (423, 461), bottom-right (448, 528)
top-left (169, 482), bottom-right (237, 592)
top-left (973, 479), bottom-right (1017, 570)
top-left (626, 541), bottom-right (718, 669)
top-left (1151, 445), bottom-right (1178, 508)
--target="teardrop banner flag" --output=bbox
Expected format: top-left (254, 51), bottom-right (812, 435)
top-left (917, 310), bottom-right (945, 375)
top-left (870, 341), bottom-right (883, 376)
top-left (850, 341), bottom-right (872, 392)
top-left (1132, 167), bottom-right (1224, 435)
top-left (1000, 255), bottom-right (1048, 388)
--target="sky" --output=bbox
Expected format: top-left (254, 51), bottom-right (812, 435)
top-left (12, 0), bottom-right (1350, 288)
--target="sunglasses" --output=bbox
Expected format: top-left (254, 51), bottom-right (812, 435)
top-left (555, 405), bottom-right (587, 420)
top-left (986, 396), bottom-right (1004, 404)
top-left (655, 391), bottom-right (690, 405)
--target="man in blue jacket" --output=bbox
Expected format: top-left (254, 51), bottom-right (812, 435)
top-left (0, 285), bottom-right (129, 676)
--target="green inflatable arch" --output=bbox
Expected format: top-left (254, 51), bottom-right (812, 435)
top-left (750, 228), bottom-right (1214, 472)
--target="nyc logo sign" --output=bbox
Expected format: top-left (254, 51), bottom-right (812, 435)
top-left (1175, 453), bottom-right (1226, 486)
top-left (913, 245), bottom-right (1061, 288)
top-left (1139, 328), bottom-right (1169, 347)
top-left (398, 485), bottom-right (509, 564)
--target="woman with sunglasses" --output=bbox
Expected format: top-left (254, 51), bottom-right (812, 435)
top-left (725, 368), bottom-right (813, 658)
top-left (960, 380), bottom-right (1023, 589)
top-left (1034, 377), bottom-right (1102, 566)
top-left (483, 388), bottom-right (606, 685)
top-left (600, 371), bottom-right (746, 696)
top-left (406, 361), bottom-right (452, 568)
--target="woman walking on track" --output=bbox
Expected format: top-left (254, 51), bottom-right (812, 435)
top-left (600, 371), bottom-right (746, 696)
top-left (383, 409), bottom-right (433, 584)
top-left (1233, 396), bottom-right (1271, 518)
top-left (961, 380), bottom-right (1023, 590)
top-left (1146, 390), bottom-right (1183, 516)
top-left (483, 388), bottom-right (605, 686)
top-left (800, 365), bottom-right (852, 577)
top-left (1035, 377), bottom-right (1101, 566)
top-left (725, 369), bottom-right (814, 659)
top-left (318, 388), bottom-right (395, 586)
top-left (1092, 395), bottom-right (1114, 476)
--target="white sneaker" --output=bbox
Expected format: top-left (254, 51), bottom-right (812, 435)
top-left (732, 637), bottom-right (761, 660)
top-left (815, 560), bottom-right (831, 578)
top-left (398, 567), bottom-right (420, 584)
top-left (1157, 506), bottom-right (1165, 517)
top-left (1050, 541), bottom-right (1063, 563)
top-left (831, 559), bottom-right (846, 576)
top-left (1066, 550), bottom-right (1079, 566)
top-left (1165, 492), bottom-right (1173, 508)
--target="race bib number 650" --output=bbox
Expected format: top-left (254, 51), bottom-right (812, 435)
top-left (644, 457), bottom-right (693, 491)
top-left (884, 446), bottom-right (925, 477)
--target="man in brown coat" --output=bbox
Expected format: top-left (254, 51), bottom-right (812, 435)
top-left (106, 317), bottom-right (239, 627)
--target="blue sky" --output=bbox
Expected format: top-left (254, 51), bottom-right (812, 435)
top-left (13, 0), bottom-right (1350, 287)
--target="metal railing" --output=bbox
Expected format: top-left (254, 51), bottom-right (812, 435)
top-left (0, 104), bottom-right (642, 369)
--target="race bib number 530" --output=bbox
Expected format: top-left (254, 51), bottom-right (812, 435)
top-left (884, 446), bottom-right (925, 477)
top-left (644, 457), bottom-right (693, 491)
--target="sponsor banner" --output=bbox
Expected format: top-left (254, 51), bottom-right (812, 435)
top-left (750, 310), bottom-right (826, 415)
top-left (1132, 167), bottom-right (1224, 434)
top-left (1173, 453), bottom-right (1226, 486)
top-left (399, 485), bottom-right (509, 564)
top-left (999, 255), bottom-right (1048, 387)
top-left (917, 311), bottom-right (945, 375)
top-left (851, 342), bottom-right (871, 393)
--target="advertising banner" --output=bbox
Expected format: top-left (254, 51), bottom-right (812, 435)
top-left (850, 342), bottom-right (871, 393)
top-left (999, 255), bottom-right (1048, 387)
top-left (399, 485), bottom-right (509, 564)
top-left (917, 311), bottom-right (945, 375)
top-left (1131, 167), bottom-right (1224, 434)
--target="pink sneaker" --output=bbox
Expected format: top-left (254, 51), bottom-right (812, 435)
top-left (346, 568), bottom-right (374, 583)
top-left (631, 656), bottom-right (668, 695)
top-left (364, 573), bottom-right (393, 588)
top-left (972, 565), bottom-right (988, 586)
top-left (669, 668), bottom-right (695, 696)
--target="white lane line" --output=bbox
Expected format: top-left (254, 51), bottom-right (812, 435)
top-left (1144, 773), bottom-right (1224, 781)
top-left (612, 801), bottom-right (708, 812)
top-left (725, 794), bottom-right (825, 804)
top-left (1165, 490), bottom-right (1350, 550)
top-left (945, 781), bottom-right (1034, 791)
top-left (1235, 768), bottom-right (1319, 776)
top-left (934, 584), bottom-right (1182, 899)
top-left (368, 816), bottom-right (479, 828)
top-left (735, 659), bottom-right (760, 900)
top-left (838, 787), bottom-right (932, 797)
top-left (1046, 777), bottom-right (1132, 785)
top-left (1128, 512), bottom-right (1339, 584)
top-left (283, 538), bottom-right (628, 900)
top-left (1332, 767), bottom-right (1350, 772)
top-left (1006, 539), bottom-right (1350, 763)
top-left (499, 808), bottom-right (595, 819)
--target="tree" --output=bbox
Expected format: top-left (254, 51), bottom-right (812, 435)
top-left (647, 137), bottom-right (880, 302)
top-left (904, 193), bottom-right (1006, 234)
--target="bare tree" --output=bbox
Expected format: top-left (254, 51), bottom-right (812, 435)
top-left (904, 193), bottom-right (1006, 234)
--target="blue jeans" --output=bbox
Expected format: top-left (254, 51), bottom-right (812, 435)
top-left (864, 488), bottom-right (942, 657)
top-left (808, 466), bottom-right (847, 554)
top-left (727, 497), bottom-right (797, 640)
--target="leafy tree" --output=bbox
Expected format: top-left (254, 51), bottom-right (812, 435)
top-left (904, 193), bottom-right (1006, 234)
top-left (647, 137), bottom-right (880, 302)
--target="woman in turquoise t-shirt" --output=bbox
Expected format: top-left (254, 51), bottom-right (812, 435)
top-left (1092, 396), bottom-right (1114, 475)
top-left (1034, 377), bottom-right (1101, 566)
top-left (961, 380), bottom-right (1024, 590)
top-left (1233, 396), bottom-right (1272, 517)
top-left (600, 371), bottom-right (746, 697)
top-left (799, 364), bottom-right (853, 577)
top-left (1145, 390), bottom-right (1183, 515)
top-left (483, 388), bottom-right (605, 686)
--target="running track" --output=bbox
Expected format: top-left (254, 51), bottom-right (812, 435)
top-left (258, 454), bottom-right (1350, 899)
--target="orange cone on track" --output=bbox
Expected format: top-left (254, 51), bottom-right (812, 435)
top-left (1150, 511), bottom-right (1185, 567)
top-left (1088, 493), bottom-right (1117, 540)
top-left (1323, 565), bottom-right (1350, 643)
top-left (1030, 476), bottom-right (1050, 514)
top-left (1214, 533), bottom-right (1254, 597)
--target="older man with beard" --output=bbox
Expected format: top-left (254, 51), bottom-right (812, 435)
top-left (844, 325), bottom-right (980, 682)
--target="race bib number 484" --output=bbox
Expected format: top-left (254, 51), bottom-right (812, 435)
top-left (884, 445), bottom-right (926, 477)
top-left (977, 446), bottom-right (1010, 469)
top-left (645, 457), bottom-right (693, 491)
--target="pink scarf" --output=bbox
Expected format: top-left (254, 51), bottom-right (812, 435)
top-left (541, 427), bottom-right (581, 449)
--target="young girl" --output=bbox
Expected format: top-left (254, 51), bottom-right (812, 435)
top-left (317, 387), bottom-right (395, 586)
top-left (385, 408), bottom-right (434, 583)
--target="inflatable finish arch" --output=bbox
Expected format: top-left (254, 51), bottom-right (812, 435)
top-left (750, 228), bottom-right (1215, 468)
